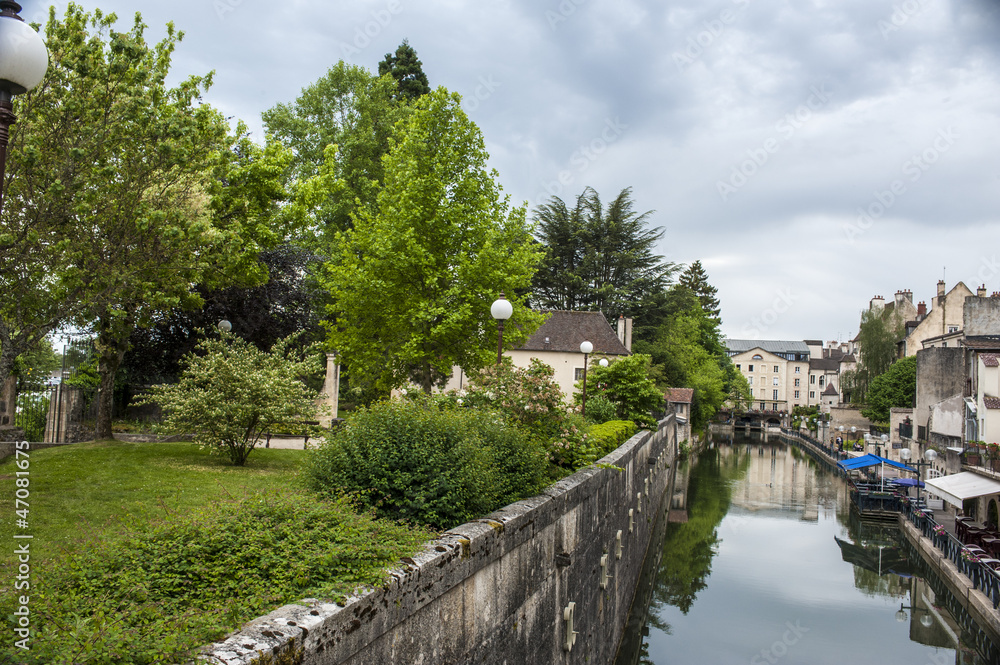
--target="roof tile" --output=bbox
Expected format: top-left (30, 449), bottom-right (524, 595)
top-left (516, 311), bottom-right (629, 355)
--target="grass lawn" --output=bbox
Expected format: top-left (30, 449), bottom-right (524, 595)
top-left (0, 439), bottom-right (308, 568)
top-left (0, 440), bottom-right (434, 664)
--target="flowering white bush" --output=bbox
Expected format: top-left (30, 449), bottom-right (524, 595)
top-left (143, 334), bottom-right (323, 465)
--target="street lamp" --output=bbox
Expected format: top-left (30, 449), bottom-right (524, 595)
top-left (599, 358), bottom-right (609, 367)
top-left (896, 603), bottom-right (934, 627)
top-left (580, 340), bottom-right (593, 417)
top-left (490, 293), bottom-right (512, 365)
top-left (217, 319), bottom-right (232, 333)
top-left (900, 447), bottom-right (938, 504)
top-left (0, 1), bottom-right (49, 217)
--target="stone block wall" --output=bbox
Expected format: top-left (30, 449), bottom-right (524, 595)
top-left (201, 416), bottom-right (677, 665)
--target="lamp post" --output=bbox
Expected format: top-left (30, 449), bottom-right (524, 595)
top-left (896, 603), bottom-right (934, 627)
top-left (900, 447), bottom-right (938, 505)
top-left (599, 358), bottom-right (608, 367)
top-left (217, 319), bottom-right (232, 334)
top-left (0, 1), bottom-right (49, 217)
top-left (580, 340), bottom-right (593, 417)
top-left (490, 293), bottom-right (513, 365)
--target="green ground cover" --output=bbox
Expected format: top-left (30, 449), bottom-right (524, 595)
top-left (0, 441), bottom-right (434, 664)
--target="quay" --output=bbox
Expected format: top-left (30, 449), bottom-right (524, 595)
top-left (777, 427), bottom-right (1000, 647)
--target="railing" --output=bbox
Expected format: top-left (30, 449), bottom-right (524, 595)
top-left (898, 422), bottom-right (913, 439)
top-left (902, 501), bottom-right (1000, 609)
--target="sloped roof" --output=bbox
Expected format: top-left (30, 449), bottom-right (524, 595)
top-left (964, 336), bottom-right (1000, 350)
top-left (724, 339), bottom-right (811, 355)
top-left (665, 388), bottom-right (694, 404)
top-left (822, 384), bottom-right (840, 396)
top-left (980, 353), bottom-right (1000, 368)
top-left (842, 354), bottom-right (857, 363)
top-left (810, 358), bottom-right (840, 371)
top-left (985, 397), bottom-right (1000, 410)
top-left (516, 311), bottom-right (629, 355)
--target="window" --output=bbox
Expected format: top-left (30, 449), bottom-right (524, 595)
top-left (759, 402), bottom-right (765, 411)
top-left (772, 377), bottom-right (778, 386)
top-left (748, 364), bottom-right (754, 372)
top-left (574, 368), bottom-right (585, 381)
top-left (748, 377), bottom-right (753, 385)
top-left (949, 325), bottom-right (959, 333)
top-left (810, 375), bottom-right (816, 384)
top-left (794, 390), bottom-right (800, 399)
top-left (819, 376), bottom-right (825, 387)
top-left (752, 354), bottom-right (763, 360)
top-left (794, 366), bottom-right (801, 374)
top-left (773, 389), bottom-right (779, 400)
top-left (773, 365), bottom-right (779, 373)
top-left (942, 342), bottom-right (947, 347)
top-left (736, 364), bottom-right (741, 370)
top-left (794, 378), bottom-right (800, 387)
top-left (809, 391), bottom-right (815, 399)
top-left (749, 388), bottom-right (754, 397)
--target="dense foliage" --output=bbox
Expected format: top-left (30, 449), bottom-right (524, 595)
top-left (378, 39), bottom-right (431, 101)
top-left (462, 358), bottom-right (567, 438)
top-left (0, 491), bottom-right (431, 665)
top-left (143, 334), bottom-right (322, 465)
top-left (579, 354), bottom-right (663, 428)
top-left (307, 397), bottom-right (548, 529)
top-left (861, 355), bottom-right (916, 424)
top-left (852, 307), bottom-right (904, 403)
top-left (531, 187), bottom-right (675, 319)
top-left (321, 88), bottom-right (543, 393)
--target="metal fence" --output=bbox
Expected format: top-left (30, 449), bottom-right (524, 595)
top-left (14, 379), bottom-right (97, 443)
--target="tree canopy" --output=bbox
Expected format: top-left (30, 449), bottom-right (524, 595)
top-left (378, 39), bottom-right (431, 102)
top-left (320, 88), bottom-right (543, 393)
top-left (678, 260), bottom-right (721, 324)
top-left (531, 187), bottom-right (674, 319)
top-left (853, 307), bottom-right (903, 403)
top-left (861, 355), bottom-right (916, 424)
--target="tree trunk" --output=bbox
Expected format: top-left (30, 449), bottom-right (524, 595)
top-left (94, 314), bottom-right (133, 440)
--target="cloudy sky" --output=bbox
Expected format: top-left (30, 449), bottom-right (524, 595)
top-left (28, 0), bottom-right (1000, 342)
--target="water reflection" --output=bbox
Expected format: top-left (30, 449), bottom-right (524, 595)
top-left (616, 432), bottom-right (997, 665)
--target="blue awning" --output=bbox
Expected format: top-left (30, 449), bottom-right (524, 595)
top-left (837, 454), bottom-right (916, 473)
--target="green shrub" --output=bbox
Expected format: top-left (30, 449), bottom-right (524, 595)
top-left (584, 393), bottom-right (617, 424)
top-left (0, 491), bottom-right (432, 665)
top-left (589, 420), bottom-right (638, 455)
top-left (306, 398), bottom-right (548, 529)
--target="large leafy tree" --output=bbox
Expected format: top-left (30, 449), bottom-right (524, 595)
top-left (532, 187), bottom-right (674, 319)
top-left (853, 307), bottom-right (904, 403)
top-left (2, 5), bottom-right (284, 437)
top-left (378, 39), bottom-right (431, 102)
top-left (861, 355), bottom-right (916, 424)
top-left (120, 245), bottom-right (324, 387)
top-left (263, 62), bottom-right (408, 245)
top-left (321, 88), bottom-right (543, 393)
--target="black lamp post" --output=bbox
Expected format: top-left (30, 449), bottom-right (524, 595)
top-left (580, 340), bottom-right (593, 417)
top-left (490, 294), bottom-right (512, 366)
top-left (0, 1), bottom-right (49, 217)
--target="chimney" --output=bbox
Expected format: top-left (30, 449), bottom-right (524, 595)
top-left (979, 284), bottom-right (988, 297)
top-left (917, 301), bottom-right (927, 318)
top-left (937, 280), bottom-right (946, 298)
top-left (993, 292), bottom-right (1000, 299)
top-left (617, 316), bottom-right (633, 352)
top-left (870, 295), bottom-right (885, 311)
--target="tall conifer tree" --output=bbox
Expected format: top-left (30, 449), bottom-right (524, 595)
top-left (378, 39), bottom-right (431, 102)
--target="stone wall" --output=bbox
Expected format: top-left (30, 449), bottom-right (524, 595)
top-left (915, 347), bottom-right (965, 438)
top-left (201, 416), bottom-right (677, 665)
top-left (964, 296), bottom-right (1000, 337)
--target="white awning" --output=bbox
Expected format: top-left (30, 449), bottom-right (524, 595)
top-left (924, 472), bottom-right (1000, 508)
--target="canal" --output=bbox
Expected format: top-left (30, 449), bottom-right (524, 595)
top-left (615, 431), bottom-right (1000, 665)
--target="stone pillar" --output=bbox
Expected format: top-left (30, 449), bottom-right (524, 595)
top-left (317, 352), bottom-right (340, 426)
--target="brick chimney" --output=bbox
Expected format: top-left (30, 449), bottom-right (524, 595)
top-left (870, 295), bottom-right (885, 311)
top-left (917, 301), bottom-right (927, 318)
top-left (979, 284), bottom-right (988, 297)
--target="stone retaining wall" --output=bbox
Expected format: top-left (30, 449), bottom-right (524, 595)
top-left (201, 415), bottom-right (678, 665)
